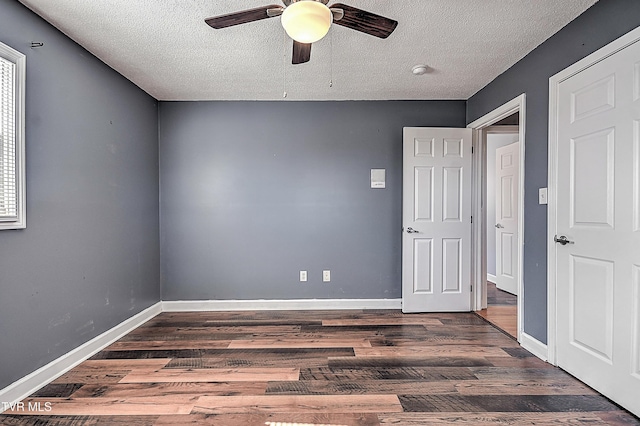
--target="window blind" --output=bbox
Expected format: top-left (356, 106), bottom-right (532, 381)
top-left (0, 56), bottom-right (17, 220)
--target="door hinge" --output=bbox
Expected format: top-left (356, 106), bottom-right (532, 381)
top-left (470, 285), bottom-right (473, 292)
top-left (471, 216), bottom-right (473, 223)
top-left (471, 146), bottom-right (474, 154)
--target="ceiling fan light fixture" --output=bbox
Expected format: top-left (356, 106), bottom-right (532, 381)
top-left (281, 0), bottom-right (333, 44)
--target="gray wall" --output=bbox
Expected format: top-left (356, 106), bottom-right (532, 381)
top-left (0, 2), bottom-right (160, 389)
top-left (467, 0), bottom-right (640, 343)
top-left (160, 101), bottom-right (465, 300)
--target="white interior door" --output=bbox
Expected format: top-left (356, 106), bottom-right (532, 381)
top-left (495, 142), bottom-right (520, 295)
top-left (402, 127), bottom-right (472, 312)
top-left (554, 37), bottom-right (640, 416)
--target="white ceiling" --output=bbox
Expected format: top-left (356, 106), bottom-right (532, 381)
top-left (18, 0), bottom-right (598, 101)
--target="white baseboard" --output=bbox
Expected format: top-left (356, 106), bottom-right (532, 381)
top-left (487, 273), bottom-right (497, 283)
top-left (0, 302), bottom-right (162, 412)
top-left (520, 331), bottom-right (548, 362)
top-left (162, 298), bottom-right (402, 312)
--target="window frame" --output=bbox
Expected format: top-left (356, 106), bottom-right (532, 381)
top-left (0, 41), bottom-right (26, 230)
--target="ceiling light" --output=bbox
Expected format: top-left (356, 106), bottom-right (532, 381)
top-left (281, 1), bottom-right (333, 44)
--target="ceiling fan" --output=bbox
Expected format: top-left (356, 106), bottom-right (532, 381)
top-left (205, 0), bottom-right (398, 65)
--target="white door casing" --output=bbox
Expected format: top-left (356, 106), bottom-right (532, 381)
top-left (402, 127), bottom-right (472, 312)
top-left (468, 96), bottom-right (526, 348)
top-left (549, 30), bottom-right (640, 417)
top-left (495, 142), bottom-right (520, 295)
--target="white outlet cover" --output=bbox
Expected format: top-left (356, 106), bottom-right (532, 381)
top-left (323, 270), bottom-right (331, 282)
top-left (300, 271), bottom-right (307, 282)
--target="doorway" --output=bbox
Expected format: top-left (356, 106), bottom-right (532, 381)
top-left (478, 125), bottom-right (519, 338)
top-left (468, 94), bottom-right (526, 342)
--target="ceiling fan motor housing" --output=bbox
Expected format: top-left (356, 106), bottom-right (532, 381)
top-left (283, 0), bottom-right (330, 6)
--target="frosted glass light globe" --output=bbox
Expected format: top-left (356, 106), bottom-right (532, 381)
top-left (281, 1), bottom-right (333, 44)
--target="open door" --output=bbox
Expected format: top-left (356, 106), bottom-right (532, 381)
top-left (402, 127), bottom-right (473, 312)
top-left (494, 141), bottom-right (520, 295)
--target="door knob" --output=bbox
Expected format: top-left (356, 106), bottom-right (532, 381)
top-left (406, 227), bottom-right (419, 234)
top-left (495, 223), bottom-right (504, 228)
top-left (554, 235), bottom-right (574, 245)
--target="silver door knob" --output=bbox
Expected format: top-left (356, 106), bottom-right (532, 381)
top-left (406, 227), bottom-right (419, 234)
top-left (554, 235), bottom-right (574, 245)
top-left (495, 224), bottom-right (504, 229)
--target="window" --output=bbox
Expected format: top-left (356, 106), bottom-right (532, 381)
top-left (0, 41), bottom-right (25, 230)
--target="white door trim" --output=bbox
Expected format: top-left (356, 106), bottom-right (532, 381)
top-left (467, 94), bottom-right (526, 343)
top-left (547, 24), bottom-right (640, 366)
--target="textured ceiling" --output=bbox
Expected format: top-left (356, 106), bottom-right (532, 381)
top-left (18, 0), bottom-right (598, 101)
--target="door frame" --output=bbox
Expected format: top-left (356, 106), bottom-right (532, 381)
top-left (547, 25), bottom-right (640, 366)
top-left (468, 94), bottom-right (526, 343)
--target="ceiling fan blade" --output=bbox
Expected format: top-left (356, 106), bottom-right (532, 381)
top-left (205, 5), bottom-right (283, 29)
top-left (329, 3), bottom-right (398, 39)
top-left (292, 41), bottom-right (312, 64)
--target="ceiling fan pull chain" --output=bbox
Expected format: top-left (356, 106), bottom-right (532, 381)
top-left (329, 31), bottom-right (333, 88)
top-left (282, 31), bottom-right (288, 98)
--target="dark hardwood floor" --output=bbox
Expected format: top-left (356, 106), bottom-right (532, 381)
top-left (1, 310), bottom-right (638, 425)
top-left (486, 281), bottom-right (517, 306)
top-left (477, 282), bottom-right (518, 338)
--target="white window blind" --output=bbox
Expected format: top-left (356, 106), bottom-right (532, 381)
top-left (0, 41), bottom-right (25, 230)
top-left (0, 56), bottom-right (17, 220)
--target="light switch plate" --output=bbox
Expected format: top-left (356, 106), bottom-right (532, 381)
top-left (539, 188), bottom-right (548, 205)
top-left (371, 169), bottom-right (385, 189)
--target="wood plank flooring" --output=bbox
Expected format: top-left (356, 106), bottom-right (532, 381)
top-left (477, 282), bottom-right (518, 338)
top-left (1, 310), bottom-right (638, 425)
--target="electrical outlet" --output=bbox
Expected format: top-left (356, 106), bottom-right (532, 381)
top-left (299, 270), bottom-right (307, 282)
top-left (323, 270), bottom-right (331, 282)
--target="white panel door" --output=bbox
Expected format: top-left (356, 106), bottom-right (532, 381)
top-left (495, 142), bottom-right (520, 295)
top-left (402, 127), bottom-right (472, 312)
top-left (555, 38), bottom-right (640, 416)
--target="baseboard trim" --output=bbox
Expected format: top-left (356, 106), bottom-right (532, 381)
top-left (520, 331), bottom-right (548, 362)
top-left (487, 273), bottom-right (497, 283)
top-left (0, 302), bottom-right (162, 412)
top-left (162, 298), bottom-right (402, 312)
